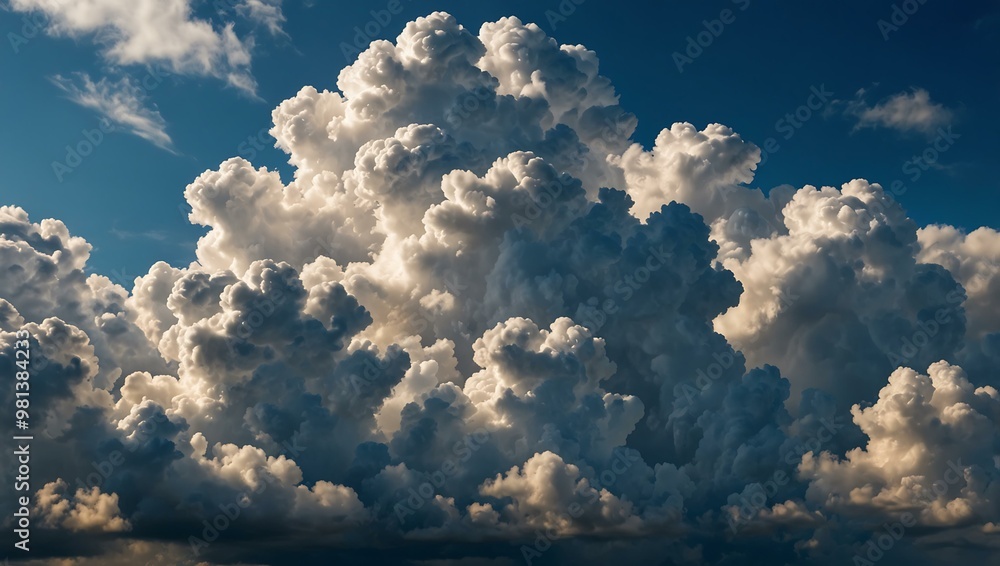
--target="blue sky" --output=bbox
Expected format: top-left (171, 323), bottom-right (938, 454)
top-left (1, 0), bottom-right (998, 282)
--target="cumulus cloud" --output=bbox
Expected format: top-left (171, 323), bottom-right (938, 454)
top-left (800, 362), bottom-right (1000, 526)
top-left (846, 88), bottom-right (954, 135)
top-left (714, 178), bottom-right (967, 407)
top-left (477, 450), bottom-right (641, 535)
top-left (1, 11), bottom-right (998, 566)
top-left (36, 480), bottom-right (131, 532)
top-left (918, 225), bottom-right (1000, 339)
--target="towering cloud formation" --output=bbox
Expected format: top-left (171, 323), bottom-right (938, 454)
top-left (2, 12), bottom-right (998, 565)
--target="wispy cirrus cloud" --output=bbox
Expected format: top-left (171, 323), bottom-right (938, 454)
top-left (51, 72), bottom-right (174, 151)
top-left (236, 0), bottom-right (287, 37)
top-left (109, 226), bottom-right (169, 242)
top-left (9, 0), bottom-right (288, 155)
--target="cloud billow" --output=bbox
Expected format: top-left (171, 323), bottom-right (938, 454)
top-left (2, 11), bottom-right (1000, 566)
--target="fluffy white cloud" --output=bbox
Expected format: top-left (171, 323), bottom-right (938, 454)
top-left (918, 225), bottom-right (1000, 339)
top-left (477, 451), bottom-right (641, 535)
top-left (36, 480), bottom-right (131, 532)
top-left (845, 88), bottom-right (954, 135)
top-left (1, 11), bottom-right (998, 566)
top-left (801, 362), bottom-right (1000, 526)
top-left (613, 122), bottom-right (766, 222)
top-left (714, 179), bottom-right (966, 407)
top-left (0, 205), bottom-right (171, 388)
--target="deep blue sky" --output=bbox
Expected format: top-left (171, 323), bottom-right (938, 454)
top-left (1, 0), bottom-right (998, 283)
